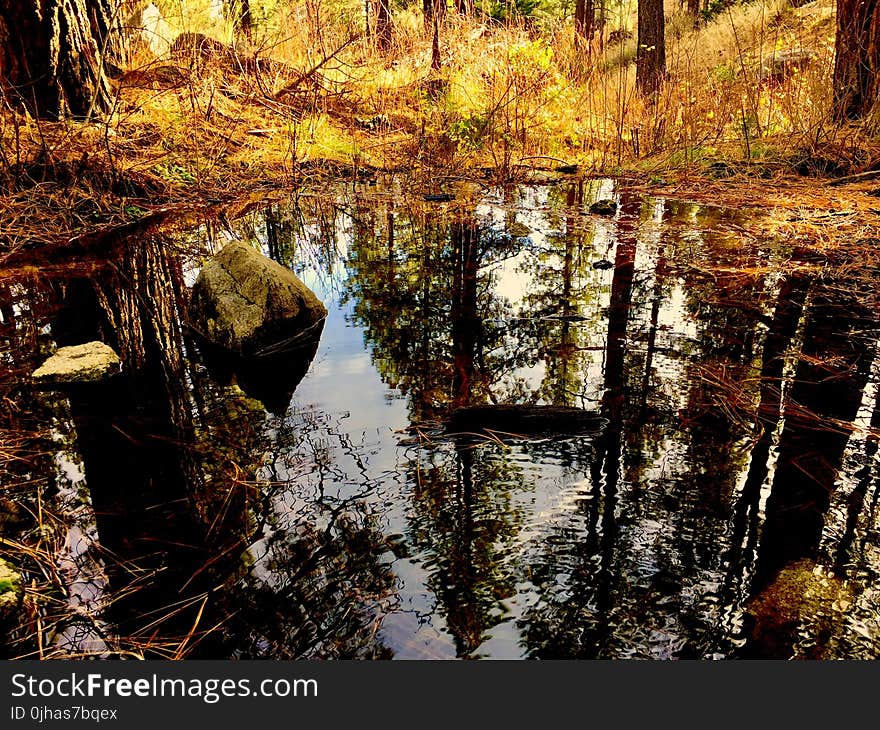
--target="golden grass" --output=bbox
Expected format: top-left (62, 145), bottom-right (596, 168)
top-left (1, 0), bottom-right (879, 257)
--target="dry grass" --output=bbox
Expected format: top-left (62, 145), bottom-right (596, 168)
top-left (0, 0), bottom-right (878, 258)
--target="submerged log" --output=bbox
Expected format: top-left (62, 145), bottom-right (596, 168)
top-left (446, 404), bottom-right (604, 435)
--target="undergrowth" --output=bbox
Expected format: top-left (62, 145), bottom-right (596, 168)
top-left (0, 0), bottom-right (879, 252)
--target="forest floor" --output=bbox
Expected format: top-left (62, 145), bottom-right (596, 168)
top-left (1, 0), bottom-right (880, 264)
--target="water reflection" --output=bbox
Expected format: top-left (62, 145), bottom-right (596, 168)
top-left (4, 179), bottom-right (880, 659)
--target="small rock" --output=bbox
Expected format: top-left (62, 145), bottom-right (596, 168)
top-left (32, 341), bottom-right (120, 385)
top-left (759, 49), bottom-right (816, 84)
top-left (706, 160), bottom-right (736, 178)
top-left (592, 259), bottom-right (614, 270)
top-left (355, 115), bottom-right (390, 131)
top-left (589, 199), bottom-right (617, 216)
top-left (506, 221), bottom-right (533, 238)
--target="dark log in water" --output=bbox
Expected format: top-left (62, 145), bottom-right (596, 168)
top-left (446, 404), bottom-right (604, 435)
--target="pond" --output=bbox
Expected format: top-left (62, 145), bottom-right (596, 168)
top-left (3, 177), bottom-right (880, 659)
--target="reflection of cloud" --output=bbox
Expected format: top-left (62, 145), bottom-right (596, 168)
top-left (490, 251), bottom-right (532, 307)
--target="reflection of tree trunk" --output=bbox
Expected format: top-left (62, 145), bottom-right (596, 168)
top-left (50, 238), bottom-right (245, 656)
top-left (640, 242), bottom-right (667, 413)
top-left (582, 197), bottom-right (638, 653)
top-left (719, 273), bottom-right (810, 604)
top-left (0, 283), bottom-right (15, 331)
top-left (450, 221), bottom-right (480, 406)
top-left (266, 207), bottom-right (281, 262)
top-left (447, 444), bottom-right (479, 655)
top-left (386, 206), bottom-right (395, 286)
top-left (755, 286), bottom-right (877, 590)
top-left (833, 380), bottom-right (880, 570)
top-left (548, 186), bottom-right (581, 406)
top-left (602, 202), bottom-right (637, 398)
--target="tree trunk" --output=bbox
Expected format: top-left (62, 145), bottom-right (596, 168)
top-left (636, 0), bottom-right (666, 97)
top-left (431, 3), bottom-right (442, 71)
top-left (376, 0), bottom-right (392, 51)
top-left (575, 0), bottom-right (596, 49)
top-left (455, 0), bottom-right (475, 14)
top-left (239, 0), bottom-right (252, 38)
top-left (833, 0), bottom-right (880, 120)
top-left (0, 0), bottom-right (119, 120)
top-left (424, 0), bottom-right (446, 26)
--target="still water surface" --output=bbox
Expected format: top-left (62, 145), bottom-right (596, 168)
top-left (3, 178), bottom-right (880, 659)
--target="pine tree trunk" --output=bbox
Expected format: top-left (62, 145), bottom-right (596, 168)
top-left (239, 0), bottom-right (252, 38)
top-left (0, 0), bottom-right (118, 120)
top-left (431, 0), bottom-right (442, 70)
top-left (376, 0), bottom-right (392, 50)
top-left (833, 0), bottom-right (880, 120)
top-left (636, 0), bottom-right (666, 97)
top-left (424, 0), bottom-right (446, 25)
top-left (575, 0), bottom-right (596, 48)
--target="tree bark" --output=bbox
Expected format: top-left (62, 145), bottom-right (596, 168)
top-left (376, 0), bottom-right (392, 51)
top-left (575, 0), bottom-right (596, 49)
top-left (636, 0), bottom-right (666, 97)
top-left (431, 2), bottom-right (442, 71)
top-left (424, 0), bottom-right (446, 27)
top-left (239, 0), bottom-right (252, 39)
top-left (833, 0), bottom-right (880, 120)
top-left (0, 0), bottom-right (119, 120)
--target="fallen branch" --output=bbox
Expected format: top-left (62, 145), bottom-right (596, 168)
top-left (827, 169), bottom-right (880, 187)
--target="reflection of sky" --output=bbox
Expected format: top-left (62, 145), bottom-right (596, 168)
top-left (213, 182), bottom-right (880, 658)
top-left (258, 184), bottom-right (719, 658)
top-left (12, 185), bottom-right (880, 659)
top-left (294, 297), bottom-right (408, 434)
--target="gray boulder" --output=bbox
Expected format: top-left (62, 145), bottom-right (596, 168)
top-left (759, 49), bottom-right (816, 84)
top-left (32, 341), bottom-right (120, 385)
top-left (189, 241), bottom-right (327, 356)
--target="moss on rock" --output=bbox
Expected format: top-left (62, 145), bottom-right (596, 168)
top-left (746, 559), bottom-right (853, 658)
top-left (0, 558), bottom-right (23, 621)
